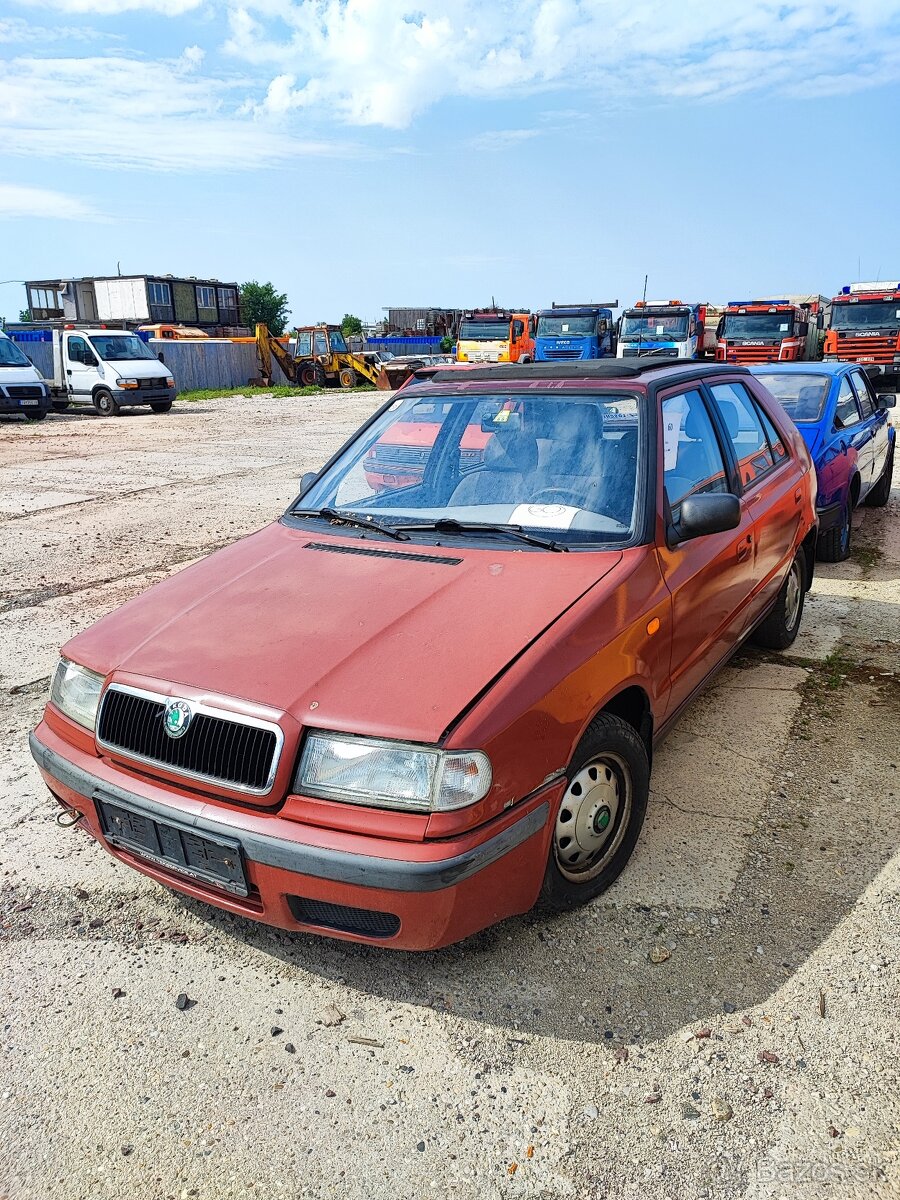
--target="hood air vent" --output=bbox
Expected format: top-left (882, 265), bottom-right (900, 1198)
top-left (304, 542), bottom-right (462, 566)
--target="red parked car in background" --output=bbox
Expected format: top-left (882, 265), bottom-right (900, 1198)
top-left (31, 361), bottom-right (817, 950)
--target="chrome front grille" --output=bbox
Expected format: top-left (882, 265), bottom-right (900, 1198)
top-left (96, 684), bottom-right (283, 795)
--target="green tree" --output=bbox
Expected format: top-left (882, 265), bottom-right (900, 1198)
top-left (19, 309), bottom-right (32, 323)
top-left (341, 313), bottom-right (364, 338)
top-left (240, 281), bottom-right (290, 336)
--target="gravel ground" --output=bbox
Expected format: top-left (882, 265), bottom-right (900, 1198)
top-left (1, 397), bottom-right (898, 1200)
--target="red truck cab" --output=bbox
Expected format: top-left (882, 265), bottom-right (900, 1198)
top-left (825, 281), bottom-right (900, 392)
top-left (717, 298), bottom-right (825, 365)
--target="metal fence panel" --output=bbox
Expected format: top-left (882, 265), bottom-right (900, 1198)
top-left (149, 340), bottom-right (289, 391)
top-left (21, 343), bottom-right (53, 379)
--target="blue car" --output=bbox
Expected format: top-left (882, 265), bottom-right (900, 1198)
top-left (750, 362), bottom-right (895, 561)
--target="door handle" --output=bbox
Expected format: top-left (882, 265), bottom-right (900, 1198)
top-left (737, 534), bottom-right (753, 562)
top-left (66, 369), bottom-right (72, 375)
top-left (794, 487), bottom-right (803, 503)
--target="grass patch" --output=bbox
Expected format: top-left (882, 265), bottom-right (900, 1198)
top-left (849, 542), bottom-right (884, 573)
top-left (178, 384), bottom-right (376, 403)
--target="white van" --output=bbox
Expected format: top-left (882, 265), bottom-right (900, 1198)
top-left (46, 328), bottom-right (177, 416)
top-left (0, 331), bottom-right (51, 422)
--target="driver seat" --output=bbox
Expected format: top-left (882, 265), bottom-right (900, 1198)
top-left (450, 429), bottom-right (538, 505)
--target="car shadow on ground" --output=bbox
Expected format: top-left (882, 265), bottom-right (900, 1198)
top-left (178, 643), bottom-right (900, 1050)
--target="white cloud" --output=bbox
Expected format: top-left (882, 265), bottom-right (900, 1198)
top-left (468, 129), bottom-right (539, 151)
top-left (226, 0), bottom-right (900, 128)
top-left (14, 0), bottom-right (201, 15)
top-left (0, 52), bottom-right (361, 171)
top-left (0, 184), bottom-right (102, 221)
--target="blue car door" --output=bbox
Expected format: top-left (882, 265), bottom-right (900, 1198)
top-left (833, 376), bottom-right (871, 493)
top-left (848, 368), bottom-right (888, 495)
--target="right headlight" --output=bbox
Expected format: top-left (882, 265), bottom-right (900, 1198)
top-left (49, 658), bottom-right (105, 731)
top-left (295, 732), bottom-right (492, 812)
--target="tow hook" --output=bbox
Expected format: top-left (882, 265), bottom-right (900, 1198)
top-left (56, 805), bottom-right (83, 828)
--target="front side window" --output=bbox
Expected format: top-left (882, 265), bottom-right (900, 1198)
top-left (67, 336), bottom-right (90, 364)
top-left (850, 370), bottom-right (875, 417)
top-left (709, 381), bottom-right (775, 487)
top-left (90, 335), bottom-right (156, 362)
top-left (662, 390), bottom-right (729, 520)
top-left (835, 378), bottom-right (861, 428)
top-left (754, 371), bottom-right (829, 422)
top-left (294, 391), bottom-right (644, 547)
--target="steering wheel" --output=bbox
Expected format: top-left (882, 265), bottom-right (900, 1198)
top-left (529, 487), bottom-right (583, 506)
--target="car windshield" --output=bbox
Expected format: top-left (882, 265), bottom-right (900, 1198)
top-left (329, 330), bottom-right (348, 351)
top-left (536, 316), bottom-right (596, 337)
top-left (459, 320), bottom-right (509, 341)
top-left (830, 301), bottom-right (900, 331)
top-left (90, 335), bottom-right (157, 362)
top-left (293, 391), bottom-right (642, 547)
top-left (0, 338), bottom-right (33, 367)
top-left (754, 372), bottom-right (829, 422)
top-left (723, 313), bottom-right (792, 340)
top-left (621, 314), bottom-right (689, 340)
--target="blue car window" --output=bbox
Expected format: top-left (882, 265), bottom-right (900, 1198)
top-left (849, 370), bottom-right (875, 418)
top-left (754, 402), bottom-right (789, 465)
top-left (709, 381), bottom-right (776, 488)
top-left (835, 378), bottom-right (861, 428)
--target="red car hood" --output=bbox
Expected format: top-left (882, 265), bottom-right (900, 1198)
top-left (65, 521), bottom-right (621, 743)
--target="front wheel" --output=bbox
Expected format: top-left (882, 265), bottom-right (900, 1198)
top-left (93, 388), bottom-right (119, 417)
top-left (751, 551), bottom-right (807, 650)
top-left (865, 439), bottom-right (894, 508)
top-left (539, 713), bottom-right (649, 912)
top-left (338, 367), bottom-right (356, 389)
top-left (150, 400), bottom-right (173, 413)
top-left (24, 410), bottom-right (47, 421)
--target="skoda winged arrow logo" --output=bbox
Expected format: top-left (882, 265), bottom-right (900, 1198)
top-left (163, 699), bottom-right (193, 739)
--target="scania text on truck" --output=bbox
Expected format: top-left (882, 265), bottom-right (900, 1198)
top-left (617, 301), bottom-right (716, 360)
top-left (534, 302), bottom-right (617, 361)
top-left (716, 296), bottom-right (827, 365)
top-left (10, 327), bottom-right (177, 416)
top-left (456, 309), bottom-right (534, 363)
top-left (825, 281), bottom-right (900, 392)
top-left (0, 331), bottom-right (51, 422)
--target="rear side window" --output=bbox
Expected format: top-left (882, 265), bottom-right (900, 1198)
top-left (850, 370), bottom-right (875, 417)
top-left (835, 378), bottom-right (861, 428)
top-left (754, 399), bottom-right (789, 465)
top-left (662, 389), bottom-right (729, 520)
top-left (709, 381), bottom-right (775, 487)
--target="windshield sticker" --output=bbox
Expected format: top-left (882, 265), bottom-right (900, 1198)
top-left (779, 323), bottom-right (789, 331)
top-left (656, 325), bottom-right (665, 335)
top-left (562, 324), bottom-right (569, 332)
top-left (509, 504), bottom-right (579, 529)
top-left (663, 409), bottom-right (685, 472)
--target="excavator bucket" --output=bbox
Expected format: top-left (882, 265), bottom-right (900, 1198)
top-left (377, 360), bottom-right (425, 390)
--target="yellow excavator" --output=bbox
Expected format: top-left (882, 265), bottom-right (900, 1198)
top-left (255, 324), bottom-right (417, 391)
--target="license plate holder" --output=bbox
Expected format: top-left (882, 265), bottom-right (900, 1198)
top-left (96, 795), bottom-right (248, 896)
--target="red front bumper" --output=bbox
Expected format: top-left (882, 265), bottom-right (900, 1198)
top-left (30, 721), bottom-right (559, 951)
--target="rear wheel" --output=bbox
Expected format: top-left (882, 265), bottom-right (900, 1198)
top-left (150, 400), bottom-right (173, 414)
top-left (751, 551), bottom-right (806, 649)
top-left (539, 713), bottom-right (649, 912)
top-left (818, 497), bottom-right (852, 562)
top-left (300, 362), bottom-right (327, 388)
top-left (865, 439), bottom-right (894, 508)
top-left (93, 388), bottom-right (119, 417)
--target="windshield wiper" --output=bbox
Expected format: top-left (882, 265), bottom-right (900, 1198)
top-left (393, 518), bottom-right (567, 551)
top-left (291, 507), bottom-right (410, 542)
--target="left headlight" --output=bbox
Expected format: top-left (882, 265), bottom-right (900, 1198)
top-left (296, 733), bottom-right (492, 812)
top-left (49, 658), bottom-right (105, 731)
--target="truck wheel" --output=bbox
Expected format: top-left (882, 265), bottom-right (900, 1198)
top-left (93, 388), bottom-right (119, 417)
top-left (751, 552), bottom-right (807, 649)
top-left (51, 400), bottom-right (70, 412)
top-left (24, 410), bottom-right (47, 421)
top-left (338, 367), bottom-right (356, 389)
top-left (539, 713), bottom-right (649, 911)
top-left (150, 401), bottom-right (173, 414)
top-left (865, 439), bottom-right (894, 508)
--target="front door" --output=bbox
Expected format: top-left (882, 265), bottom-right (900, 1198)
top-left (657, 386), bottom-right (756, 719)
top-left (64, 333), bottom-right (97, 398)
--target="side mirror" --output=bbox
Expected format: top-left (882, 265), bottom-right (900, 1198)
top-left (299, 471), bottom-right (318, 493)
top-left (876, 394), bottom-right (897, 409)
top-left (673, 493), bottom-right (741, 543)
top-left (157, 351), bottom-right (165, 363)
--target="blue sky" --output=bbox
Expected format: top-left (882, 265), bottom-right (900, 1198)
top-left (3, 0), bottom-right (900, 325)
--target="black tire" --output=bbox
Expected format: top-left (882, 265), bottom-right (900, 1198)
top-left (300, 363), bottom-right (327, 389)
top-left (539, 713), bottom-right (650, 912)
top-left (817, 496), bottom-right (852, 563)
top-left (751, 551), bottom-right (807, 650)
top-left (93, 388), bottom-right (119, 417)
top-left (51, 400), bottom-right (70, 412)
top-left (24, 410), bottom-right (47, 421)
top-left (865, 439), bottom-right (894, 508)
top-left (150, 401), bottom-right (173, 414)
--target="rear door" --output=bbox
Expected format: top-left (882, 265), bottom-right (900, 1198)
top-left (849, 368), bottom-right (887, 494)
top-left (657, 385), bottom-right (756, 716)
top-left (706, 378), bottom-right (802, 623)
top-left (833, 375), bottom-right (870, 494)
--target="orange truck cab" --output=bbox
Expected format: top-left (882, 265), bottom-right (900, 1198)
top-left (456, 309), bottom-right (534, 364)
top-left (716, 297), bottom-right (826, 365)
top-left (825, 281), bottom-right (900, 392)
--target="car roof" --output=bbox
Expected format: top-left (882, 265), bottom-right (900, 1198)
top-left (421, 361), bottom-right (751, 390)
top-left (747, 362), bottom-right (849, 375)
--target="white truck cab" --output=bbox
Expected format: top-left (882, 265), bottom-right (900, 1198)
top-left (0, 331), bottom-right (51, 422)
top-left (50, 328), bottom-right (177, 416)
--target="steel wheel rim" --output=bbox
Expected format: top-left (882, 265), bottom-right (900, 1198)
top-left (784, 559), bottom-right (802, 630)
top-left (554, 752), bottom-right (632, 883)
